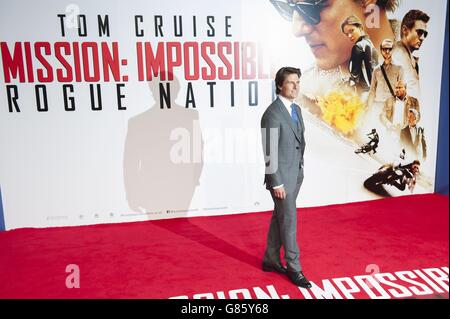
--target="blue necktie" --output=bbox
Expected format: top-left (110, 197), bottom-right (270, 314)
top-left (290, 104), bottom-right (299, 124)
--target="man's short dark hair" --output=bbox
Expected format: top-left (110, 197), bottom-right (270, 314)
top-left (412, 160), bottom-right (421, 166)
top-left (275, 67), bottom-right (301, 94)
top-left (401, 9), bottom-right (430, 32)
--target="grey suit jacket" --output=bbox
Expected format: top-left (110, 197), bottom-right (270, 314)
top-left (261, 97), bottom-right (306, 193)
top-left (400, 125), bottom-right (427, 160)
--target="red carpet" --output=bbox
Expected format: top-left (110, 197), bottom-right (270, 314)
top-left (0, 194), bottom-right (448, 299)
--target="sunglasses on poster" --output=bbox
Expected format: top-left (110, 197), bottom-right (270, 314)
top-left (415, 28), bottom-right (428, 38)
top-left (269, 0), bottom-right (328, 25)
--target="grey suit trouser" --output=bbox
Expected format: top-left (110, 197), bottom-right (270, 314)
top-left (263, 169), bottom-right (304, 272)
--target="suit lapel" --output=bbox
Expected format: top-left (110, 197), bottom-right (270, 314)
top-left (405, 127), bottom-right (414, 146)
top-left (275, 98), bottom-right (301, 142)
top-left (412, 128), bottom-right (419, 147)
top-left (295, 104), bottom-right (304, 133)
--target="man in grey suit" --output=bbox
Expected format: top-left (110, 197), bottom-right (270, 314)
top-left (261, 67), bottom-right (311, 288)
top-left (400, 109), bottom-right (427, 161)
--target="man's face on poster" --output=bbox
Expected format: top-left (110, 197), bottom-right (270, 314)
top-left (412, 163), bottom-right (420, 175)
top-left (381, 46), bottom-right (393, 62)
top-left (395, 81), bottom-right (406, 98)
top-left (408, 111), bottom-right (418, 126)
top-left (403, 20), bottom-right (428, 52)
top-left (290, 0), bottom-right (364, 70)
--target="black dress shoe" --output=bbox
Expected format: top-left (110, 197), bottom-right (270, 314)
top-left (287, 271), bottom-right (312, 288)
top-left (262, 262), bottom-right (288, 274)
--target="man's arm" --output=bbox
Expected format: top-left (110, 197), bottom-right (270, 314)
top-left (412, 97), bottom-right (420, 119)
top-left (399, 128), bottom-right (408, 146)
top-left (391, 178), bottom-right (407, 191)
top-left (380, 98), bottom-right (394, 129)
top-left (261, 112), bottom-right (286, 199)
top-left (350, 45), bottom-right (364, 84)
top-left (367, 68), bottom-right (378, 107)
top-left (261, 112), bottom-right (282, 188)
top-left (297, 106), bottom-right (306, 168)
top-left (397, 64), bottom-right (404, 83)
top-left (363, 45), bottom-right (374, 84)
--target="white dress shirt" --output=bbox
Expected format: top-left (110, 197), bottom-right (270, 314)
top-left (278, 95), bottom-right (295, 117)
top-left (393, 97), bottom-right (405, 128)
top-left (409, 125), bottom-right (417, 144)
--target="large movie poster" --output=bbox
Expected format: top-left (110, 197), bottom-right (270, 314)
top-left (0, 0), bottom-right (447, 229)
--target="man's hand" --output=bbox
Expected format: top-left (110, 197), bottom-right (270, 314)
top-left (273, 186), bottom-right (286, 200)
